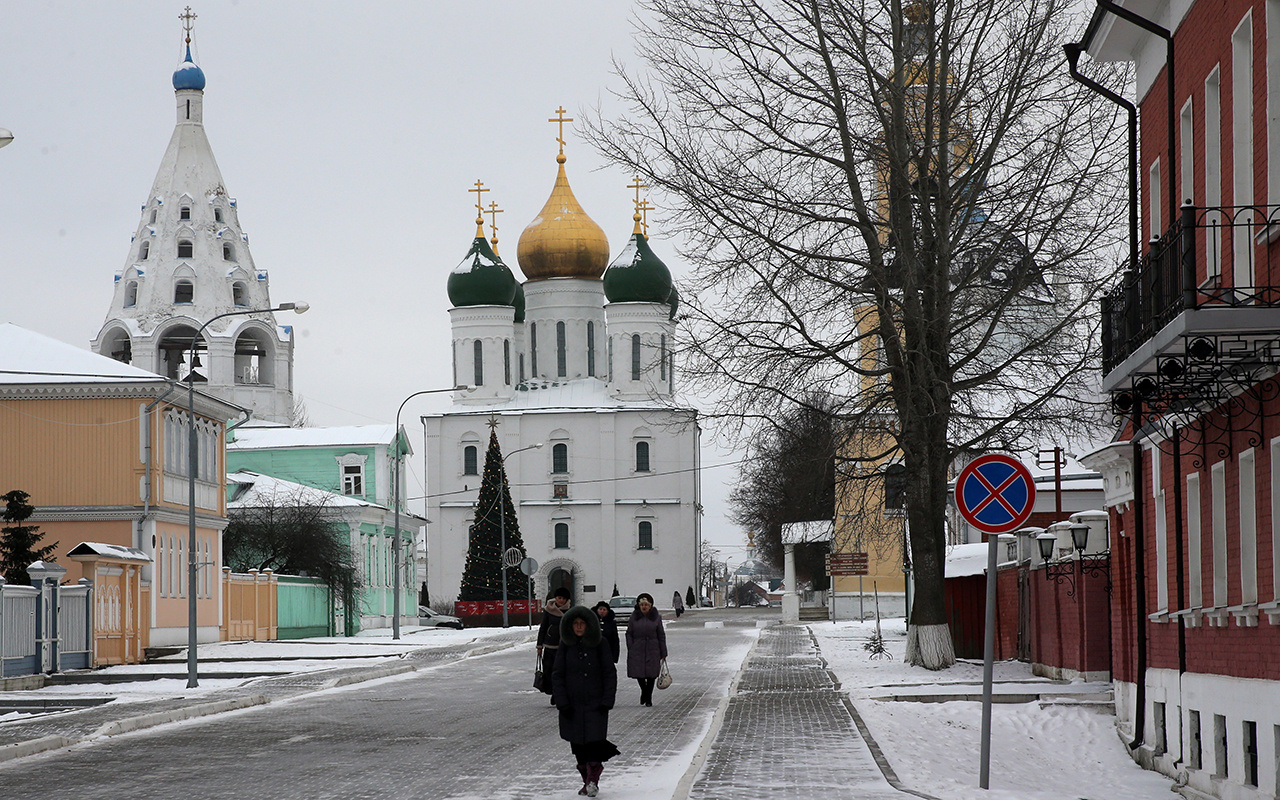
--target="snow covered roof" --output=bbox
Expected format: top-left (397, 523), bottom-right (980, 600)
top-left (67, 542), bottom-right (152, 563)
top-left (780, 519), bottom-right (834, 544)
top-left (0, 323), bottom-right (167, 385)
top-left (227, 470), bottom-right (377, 509)
top-left (228, 424), bottom-right (399, 451)
top-left (945, 542), bottom-right (994, 577)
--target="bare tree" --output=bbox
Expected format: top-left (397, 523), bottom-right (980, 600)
top-left (224, 488), bottom-right (360, 598)
top-left (587, 0), bottom-right (1125, 667)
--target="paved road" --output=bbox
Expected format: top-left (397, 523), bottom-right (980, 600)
top-left (0, 612), bottom-right (761, 800)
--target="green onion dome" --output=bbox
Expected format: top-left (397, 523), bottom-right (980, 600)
top-left (667, 284), bottom-right (680, 319)
top-left (513, 282), bottom-right (526, 323)
top-left (448, 231), bottom-right (519, 308)
top-left (603, 225), bottom-right (673, 304)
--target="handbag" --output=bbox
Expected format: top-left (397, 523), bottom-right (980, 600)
top-left (656, 658), bottom-right (672, 690)
top-left (533, 649), bottom-right (546, 692)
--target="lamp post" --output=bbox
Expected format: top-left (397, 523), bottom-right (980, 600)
top-left (497, 442), bottom-right (543, 627)
top-left (0, 129), bottom-right (13, 149)
top-left (186, 302), bottom-right (307, 688)
top-left (391, 386), bottom-right (472, 640)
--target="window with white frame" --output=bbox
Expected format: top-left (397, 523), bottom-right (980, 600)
top-left (554, 522), bottom-right (570, 549)
top-left (1156, 490), bottom-right (1168, 611)
top-left (1149, 158), bottom-right (1163, 239)
top-left (463, 443), bottom-right (479, 475)
top-left (1188, 472), bottom-right (1203, 608)
top-left (552, 442), bottom-right (569, 474)
top-left (473, 340), bottom-right (484, 387)
top-left (1212, 461), bottom-right (1227, 607)
top-left (1205, 68), bottom-right (1224, 280)
top-left (1181, 98), bottom-right (1195, 208)
top-left (636, 440), bottom-right (651, 472)
top-left (336, 453), bottom-right (368, 497)
top-left (587, 321), bottom-right (596, 377)
top-left (164, 409), bottom-right (219, 482)
top-left (638, 520), bottom-right (654, 550)
top-left (1240, 449), bottom-right (1258, 605)
top-left (1232, 13), bottom-right (1255, 289)
top-left (631, 334), bottom-right (641, 381)
top-left (556, 321), bottom-right (567, 378)
top-left (1268, 1), bottom-right (1280, 205)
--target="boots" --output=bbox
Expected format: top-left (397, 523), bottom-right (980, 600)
top-left (585, 762), bottom-right (602, 797)
top-left (577, 764), bottom-right (591, 795)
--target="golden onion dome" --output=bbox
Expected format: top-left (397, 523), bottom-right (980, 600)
top-left (516, 154), bottom-right (611, 280)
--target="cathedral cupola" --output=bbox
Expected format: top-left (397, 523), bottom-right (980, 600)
top-left (603, 213), bottom-right (673, 304)
top-left (516, 108), bottom-right (610, 281)
top-left (447, 196), bottom-right (519, 308)
top-left (172, 46), bottom-right (206, 91)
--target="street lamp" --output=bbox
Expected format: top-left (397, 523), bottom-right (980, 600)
top-left (186, 302), bottom-right (307, 688)
top-left (391, 385), bottom-right (472, 640)
top-left (0, 129), bottom-right (13, 149)
top-left (496, 442), bottom-right (543, 627)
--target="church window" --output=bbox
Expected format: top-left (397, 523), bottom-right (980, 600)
top-left (214, 207), bottom-right (224, 223)
top-left (463, 445), bottom-right (478, 475)
top-left (530, 322), bottom-right (538, 377)
top-left (341, 464), bottom-right (364, 496)
top-left (174, 280), bottom-right (194, 304)
top-left (150, 209), bottom-right (157, 224)
top-left (552, 443), bottom-right (569, 474)
top-left (608, 337), bottom-right (613, 381)
top-left (519, 353), bottom-right (525, 384)
top-left (223, 242), bottom-right (235, 261)
top-left (504, 340), bottom-right (511, 385)
top-left (554, 523), bottom-right (570, 549)
top-left (638, 521), bottom-right (654, 550)
top-left (587, 321), bottom-right (596, 377)
top-left (177, 239), bottom-right (194, 259)
top-left (124, 281), bottom-right (138, 308)
top-left (139, 240), bottom-right (150, 260)
top-left (180, 205), bottom-right (191, 221)
top-left (473, 340), bottom-right (484, 387)
top-left (660, 335), bottom-right (667, 380)
top-left (232, 282), bottom-right (248, 306)
top-left (636, 441), bottom-right (650, 472)
top-left (556, 321), bottom-right (567, 377)
top-left (631, 334), bottom-right (641, 381)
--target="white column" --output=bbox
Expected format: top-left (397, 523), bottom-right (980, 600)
top-left (782, 543), bottom-right (800, 623)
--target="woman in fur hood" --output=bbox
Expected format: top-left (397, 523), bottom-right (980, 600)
top-left (552, 605), bottom-right (620, 797)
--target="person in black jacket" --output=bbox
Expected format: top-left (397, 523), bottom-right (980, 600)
top-left (537, 588), bottom-right (571, 701)
top-left (593, 601), bottom-right (620, 663)
top-left (553, 605), bottom-right (619, 797)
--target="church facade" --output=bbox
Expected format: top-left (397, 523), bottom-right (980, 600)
top-left (425, 134), bottom-right (701, 611)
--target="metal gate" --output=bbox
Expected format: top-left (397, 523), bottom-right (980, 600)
top-left (0, 563), bottom-right (92, 678)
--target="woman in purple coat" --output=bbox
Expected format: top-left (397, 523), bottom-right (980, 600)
top-left (625, 592), bottom-right (668, 706)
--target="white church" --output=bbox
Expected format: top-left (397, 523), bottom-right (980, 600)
top-left (425, 134), bottom-right (702, 611)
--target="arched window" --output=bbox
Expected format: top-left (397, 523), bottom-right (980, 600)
top-left (631, 334), bottom-right (641, 381)
top-left (587, 321), bottom-right (596, 377)
top-left (638, 521), bottom-right (654, 550)
top-left (635, 441), bottom-right (650, 472)
top-left (660, 334), bottom-right (667, 380)
top-left (504, 340), bottom-right (511, 385)
top-left (473, 340), bottom-right (484, 387)
top-left (463, 445), bottom-right (478, 475)
top-left (174, 279), bottom-right (194, 304)
top-left (530, 322), bottom-right (538, 377)
top-left (214, 207), bottom-right (224, 223)
top-left (177, 239), bottom-right (194, 259)
top-left (552, 443), bottom-right (569, 474)
top-left (554, 522), bottom-right (570, 549)
top-left (124, 281), bottom-right (139, 308)
top-left (232, 281), bottom-right (247, 306)
top-left (223, 242), bottom-right (234, 261)
top-left (139, 240), bottom-right (150, 260)
top-left (179, 205), bottom-right (191, 221)
top-left (556, 321), bottom-right (567, 377)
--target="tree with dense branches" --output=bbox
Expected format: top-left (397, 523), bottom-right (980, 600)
top-left (587, 0), bottom-right (1124, 667)
top-left (0, 490), bottom-right (57, 586)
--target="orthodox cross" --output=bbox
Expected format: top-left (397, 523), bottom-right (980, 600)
top-left (486, 201), bottom-right (504, 251)
top-left (637, 199), bottom-right (656, 238)
top-left (469, 180), bottom-right (490, 218)
top-left (179, 6), bottom-right (197, 45)
top-left (549, 106), bottom-right (574, 157)
top-left (628, 176), bottom-right (649, 210)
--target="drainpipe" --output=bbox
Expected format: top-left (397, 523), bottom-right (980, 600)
top-left (1130, 403), bottom-right (1148, 751)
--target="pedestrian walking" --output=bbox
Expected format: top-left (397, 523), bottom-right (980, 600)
top-left (672, 590), bottom-right (685, 618)
top-left (552, 605), bottom-right (620, 797)
top-left (538, 587), bottom-right (571, 702)
top-left (625, 592), bottom-right (667, 706)
top-left (593, 600), bottom-right (620, 663)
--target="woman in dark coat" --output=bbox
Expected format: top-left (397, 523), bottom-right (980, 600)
top-left (625, 592), bottom-right (668, 707)
top-left (552, 605), bottom-right (619, 797)
top-left (593, 601), bottom-right (620, 663)
top-left (537, 588), bottom-right (571, 700)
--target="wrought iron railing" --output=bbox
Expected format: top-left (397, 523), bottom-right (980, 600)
top-left (1102, 204), bottom-right (1280, 374)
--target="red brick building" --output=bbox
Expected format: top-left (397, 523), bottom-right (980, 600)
top-left (1080, 2), bottom-right (1280, 797)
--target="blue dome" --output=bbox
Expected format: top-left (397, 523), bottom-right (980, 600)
top-left (173, 48), bottom-right (206, 91)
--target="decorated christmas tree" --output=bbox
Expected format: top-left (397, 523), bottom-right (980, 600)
top-left (458, 428), bottom-right (530, 601)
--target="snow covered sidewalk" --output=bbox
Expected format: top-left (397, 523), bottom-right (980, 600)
top-left (813, 618), bottom-right (1175, 800)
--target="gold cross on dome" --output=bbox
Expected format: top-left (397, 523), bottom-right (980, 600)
top-left (486, 201), bottom-right (504, 251)
top-left (628, 176), bottom-right (649, 211)
top-left (469, 180), bottom-right (489, 218)
top-left (638, 199), bottom-right (655, 238)
top-left (179, 6), bottom-right (197, 45)
top-left (549, 106), bottom-right (574, 156)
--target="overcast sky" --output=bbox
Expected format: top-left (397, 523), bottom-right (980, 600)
top-left (0, 1), bottom-right (754, 562)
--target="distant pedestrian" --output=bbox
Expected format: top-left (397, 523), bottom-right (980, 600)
top-left (538, 587), bottom-right (571, 702)
top-left (553, 605), bottom-right (620, 797)
top-left (625, 592), bottom-right (667, 706)
top-left (593, 601), bottom-right (620, 663)
top-left (672, 590), bottom-right (685, 618)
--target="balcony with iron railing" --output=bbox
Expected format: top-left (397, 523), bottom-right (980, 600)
top-left (1101, 203), bottom-right (1280, 390)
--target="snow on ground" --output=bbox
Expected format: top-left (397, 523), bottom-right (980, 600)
top-left (812, 618), bottom-right (1175, 800)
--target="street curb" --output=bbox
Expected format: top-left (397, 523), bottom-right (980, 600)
top-left (0, 735), bottom-right (75, 764)
top-left (806, 627), bottom-right (942, 800)
top-left (326, 662), bottom-right (417, 688)
top-left (91, 694), bottom-right (269, 739)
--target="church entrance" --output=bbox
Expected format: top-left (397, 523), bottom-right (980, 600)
top-left (547, 567), bottom-right (575, 604)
